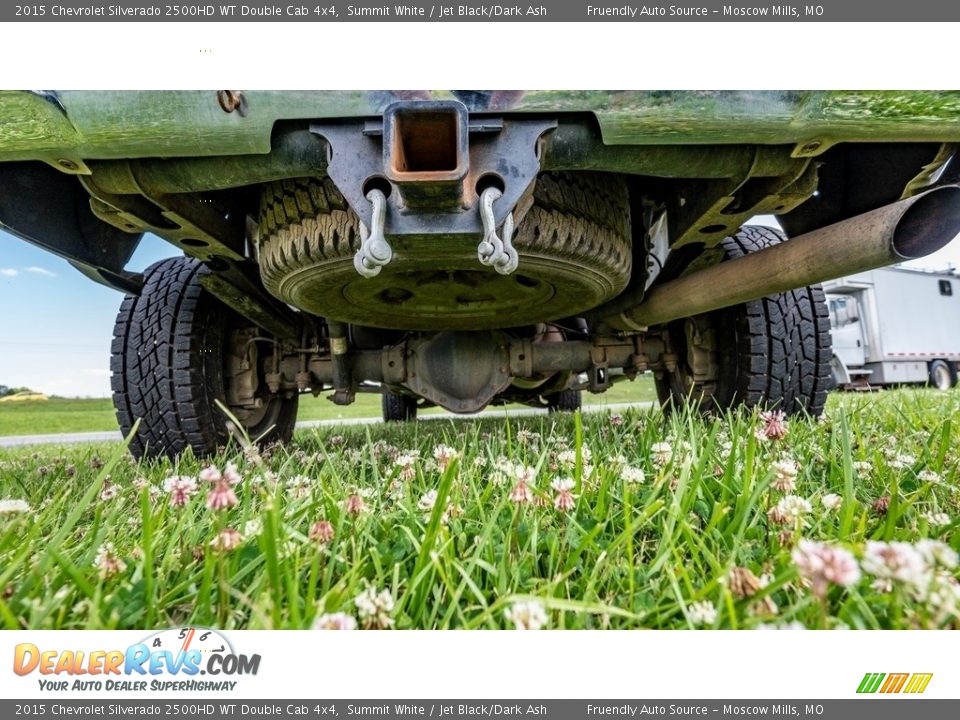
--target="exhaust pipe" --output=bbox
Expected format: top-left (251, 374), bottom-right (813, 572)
top-left (602, 185), bottom-right (960, 331)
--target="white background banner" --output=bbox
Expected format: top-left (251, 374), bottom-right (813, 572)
top-left (0, 630), bottom-right (954, 699)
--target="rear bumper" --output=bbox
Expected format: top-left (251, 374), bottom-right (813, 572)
top-left (3, 90), bottom-right (960, 166)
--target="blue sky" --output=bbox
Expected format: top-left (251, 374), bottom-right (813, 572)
top-left (0, 231), bottom-right (176, 397)
top-left (3, 222), bottom-right (960, 398)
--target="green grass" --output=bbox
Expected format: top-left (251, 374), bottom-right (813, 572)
top-left (0, 378), bottom-right (657, 436)
top-left (0, 388), bottom-right (957, 630)
top-left (0, 397), bottom-right (117, 436)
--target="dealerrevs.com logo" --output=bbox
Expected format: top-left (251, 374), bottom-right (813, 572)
top-left (13, 627), bottom-right (260, 692)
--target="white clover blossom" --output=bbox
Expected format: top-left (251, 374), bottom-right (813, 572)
top-left (556, 450), bottom-right (577, 468)
top-left (417, 489), bottom-right (438, 513)
top-left (504, 600), bottom-right (548, 630)
top-left (687, 600), bottom-right (717, 627)
top-left (313, 612), bottom-right (358, 630)
top-left (792, 540), bottom-right (861, 597)
top-left (516, 429), bottom-right (540, 446)
top-left (924, 511), bottom-right (951, 527)
top-left (0, 499), bottom-right (31, 515)
top-left (756, 621), bottom-right (808, 631)
top-left (395, 452), bottom-right (419, 480)
top-left (432, 444), bottom-right (461, 469)
top-left (915, 539), bottom-right (958, 570)
top-left (620, 466), bottom-right (646, 484)
top-left (93, 542), bottom-right (127, 579)
top-left (887, 453), bottom-right (916, 470)
top-left (821, 493), bottom-right (843, 511)
top-left (650, 441), bottom-right (673, 465)
top-left (775, 495), bottom-right (813, 523)
top-left (162, 475), bottom-right (197, 507)
top-left (861, 541), bottom-right (928, 592)
top-left (354, 586), bottom-right (395, 629)
top-left (918, 469), bottom-right (942, 484)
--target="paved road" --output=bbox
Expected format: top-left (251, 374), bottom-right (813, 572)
top-left (0, 401), bottom-right (654, 448)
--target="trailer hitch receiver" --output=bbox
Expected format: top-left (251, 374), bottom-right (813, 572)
top-left (384, 102), bottom-right (468, 209)
top-left (311, 102), bottom-right (556, 237)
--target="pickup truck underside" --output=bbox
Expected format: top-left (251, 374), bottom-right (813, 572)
top-left (3, 90), bottom-right (960, 458)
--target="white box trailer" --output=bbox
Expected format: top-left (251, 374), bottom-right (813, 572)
top-left (823, 266), bottom-right (960, 389)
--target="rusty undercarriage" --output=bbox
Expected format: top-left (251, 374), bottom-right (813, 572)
top-left (3, 90), bottom-right (960, 458)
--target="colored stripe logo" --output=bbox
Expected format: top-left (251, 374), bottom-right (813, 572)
top-left (857, 672), bottom-right (933, 694)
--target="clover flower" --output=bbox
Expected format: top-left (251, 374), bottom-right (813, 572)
top-left (551, 477), bottom-right (576, 512)
top-left (93, 542), bottom-right (127, 579)
top-left (821, 493), bottom-right (843, 512)
top-left (924, 511), bottom-right (951, 527)
top-left (210, 527), bottom-right (243, 552)
top-left (0, 499), bottom-right (31, 515)
top-left (771, 458), bottom-right (799, 493)
top-left (621, 466), bottom-right (645, 484)
top-left (432, 444), bottom-right (460, 470)
top-left (775, 495), bottom-right (812, 523)
top-left (687, 600), bottom-right (717, 626)
top-left (395, 452), bottom-right (419, 481)
top-left (861, 541), bottom-right (929, 593)
top-left (206, 479), bottom-right (238, 511)
top-left (344, 494), bottom-right (367, 515)
top-left (417, 489), bottom-right (438, 514)
top-left (758, 410), bottom-right (788, 441)
top-left (504, 600), bottom-right (547, 630)
top-left (650, 442), bottom-right (673, 465)
top-left (313, 612), bottom-right (357, 630)
top-left (355, 586), bottom-right (395, 629)
top-left (309, 520), bottom-right (335, 545)
top-left (163, 476), bottom-right (197, 508)
top-left (509, 480), bottom-right (534, 505)
top-left (792, 540), bottom-right (861, 597)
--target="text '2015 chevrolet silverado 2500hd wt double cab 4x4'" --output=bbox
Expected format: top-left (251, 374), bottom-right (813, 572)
top-left (3, 90), bottom-right (960, 459)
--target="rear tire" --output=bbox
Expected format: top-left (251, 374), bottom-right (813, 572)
top-left (654, 226), bottom-right (833, 417)
top-left (546, 389), bottom-right (582, 413)
top-left (928, 360), bottom-right (956, 390)
top-left (111, 257), bottom-right (298, 460)
top-left (382, 392), bottom-right (418, 422)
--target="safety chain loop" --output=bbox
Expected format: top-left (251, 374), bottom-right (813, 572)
top-left (477, 187), bottom-right (518, 275)
top-left (353, 188), bottom-right (392, 278)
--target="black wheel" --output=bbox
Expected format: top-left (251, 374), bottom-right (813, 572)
top-left (257, 173), bottom-right (632, 331)
top-left (546, 389), bottom-right (582, 413)
top-left (382, 391), bottom-right (418, 422)
top-left (654, 226), bottom-right (833, 417)
top-left (928, 360), bottom-right (956, 390)
top-left (111, 257), bottom-right (298, 460)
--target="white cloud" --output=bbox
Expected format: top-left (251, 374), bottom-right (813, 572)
top-left (24, 266), bottom-right (55, 277)
top-left (0, 268), bottom-right (17, 277)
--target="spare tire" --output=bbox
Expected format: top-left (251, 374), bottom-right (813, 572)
top-left (257, 172), bottom-right (631, 331)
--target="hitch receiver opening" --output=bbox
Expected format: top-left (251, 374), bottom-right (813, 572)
top-left (385, 103), bottom-right (468, 180)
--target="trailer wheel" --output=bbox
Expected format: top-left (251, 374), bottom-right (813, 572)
top-left (546, 389), bottom-right (582, 413)
top-left (111, 257), bottom-right (298, 460)
top-left (654, 226), bottom-right (833, 417)
top-left (382, 391), bottom-right (418, 422)
top-left (928, 360), bottom-right (956, 390)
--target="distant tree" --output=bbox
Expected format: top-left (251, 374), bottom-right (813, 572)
top-left (0, 385), bottom-right (33, 397)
